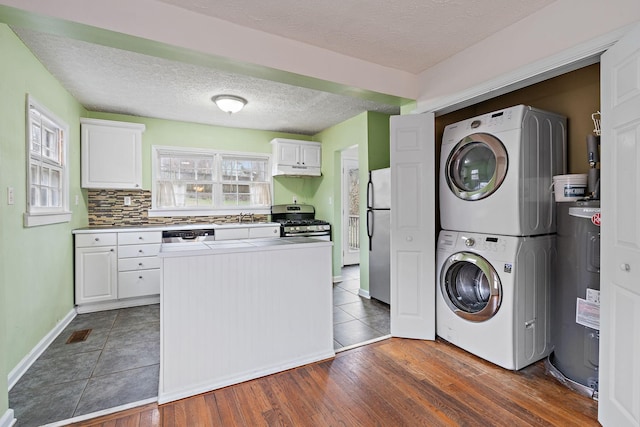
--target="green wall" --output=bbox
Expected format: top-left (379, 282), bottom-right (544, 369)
top-left (312, 111), bottom-right (391, 288)
top-left (0, 23), bottom-right (87, 414)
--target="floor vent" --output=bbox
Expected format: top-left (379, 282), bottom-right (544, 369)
top-left (66, 329), bottom-right (92, 344)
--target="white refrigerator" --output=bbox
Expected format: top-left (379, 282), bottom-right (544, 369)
top-left (366, 168), bottom-right (391, 304)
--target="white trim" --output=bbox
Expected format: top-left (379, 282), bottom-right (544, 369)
top-left (358, 288), bottom-right (371, 299)
top-left (8, 308), bottom-right (76, 390)
top-left (0, 409), bottom-right (16, 427)
top-left (75, 296), bottom-right (160, 314)
top-left (23, 212), bottom-right (72, 227)
top-left (41, 397), bottom-right (157, 427)
top-left (332, 275), bottom-right (343, 283)
top-left (414, 25), bottom-right (632, 116)
top-left (335, 334), bottom-right (391, 353)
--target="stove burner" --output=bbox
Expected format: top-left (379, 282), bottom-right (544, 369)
top-left (276, 219), bottom-right (330, 226)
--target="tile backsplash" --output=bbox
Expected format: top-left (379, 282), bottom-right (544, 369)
top-left (87, 190), bottom-right (268, 226)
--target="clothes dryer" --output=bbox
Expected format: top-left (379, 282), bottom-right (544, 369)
top-left (440, 105), bottom-right (566, 236)
top-left (436, 230), bottom-right (555, 370)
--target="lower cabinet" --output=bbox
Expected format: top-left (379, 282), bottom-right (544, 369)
top-left (74, 230), bottom-right (161, 312)
top-left (75, 240), bottom-right (117, 304)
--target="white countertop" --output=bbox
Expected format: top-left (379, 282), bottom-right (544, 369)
top-left (72, 222), bottom-right (282, 234)
top-left (159, 236), bottom-right (332, 257)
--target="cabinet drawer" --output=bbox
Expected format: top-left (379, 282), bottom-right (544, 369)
top-left (118, 243), bottom-right (161, 258)
top-left (215, 228), bottom-right (249, 240)
top-left (76, 233), bottom-right (118, 247)
top-left (118, 231), bottom-right (161, 245)
top-left (249, 226), bottom-right (281, 238)
top-left (118, 269), bottom-right (160, 299)
top-left (118, 256), bottom-right (161, 272)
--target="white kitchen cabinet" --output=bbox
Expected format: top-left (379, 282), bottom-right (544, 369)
top-left (117, 231), bottom-right (161, 299)
top-left (80, 118), bottom-right (145, 189)
top-left (215, 224), bottom-right (281, 240)
top-left (74, 229), bottom-right (161, 313)
top-left (75, 233), bottom-right (117, 305)
top-left (271, 138), bottom-right (321, 176)
top-left (249, 225), bottom-right (281, 238)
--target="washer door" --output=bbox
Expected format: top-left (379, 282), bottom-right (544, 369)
top-left (445, 133), bottom-right (508, 201)
top-left (440, 252), bottom-right (502, 322)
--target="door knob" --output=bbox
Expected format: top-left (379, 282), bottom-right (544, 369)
top-left (620, 263), bottom-right (631, 272)
top-left (406, 236), bottom-right (413, 242)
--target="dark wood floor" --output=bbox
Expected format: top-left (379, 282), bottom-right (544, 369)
top-left (68, 337), bottom-right (599, 426)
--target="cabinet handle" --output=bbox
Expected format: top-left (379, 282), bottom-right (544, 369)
top-left (138, 236), bottom-right (143, 240)
top-left (110, 249), bottom-right (114, 252)
top-left (139, 275), bottom-right (143, 279)
top-left (621, 263), bottom-right (631, 272)
top-left (273, 229), bottom-right (278, 234)
top-left (138, 262), bottom-right (143, 266)
top-left (95, 237), bottom-right (100, 241)
top-left (138, 250), bottom-right (144, 254)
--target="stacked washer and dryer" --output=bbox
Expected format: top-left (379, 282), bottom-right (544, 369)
top-left (437, 105), bottom-right (567, 370)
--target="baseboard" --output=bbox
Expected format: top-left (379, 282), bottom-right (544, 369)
top-left (41, 397), bottom-right (157, 427)
top-left (358, 288), bottom-right (370, 299)
top-left (75, 296), bottom-right (160, 314)
top-left (8, 308), bottom-right (76, 390)
top-left (0, 409), bottom-right (15, 427)
top-left (332, 275), bottom-right (343, 283)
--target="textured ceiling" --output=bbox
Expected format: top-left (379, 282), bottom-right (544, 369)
top-left (13, 28), bottom-right (399, 135)
top-left (11, 0), bottom-right (555, 135)
top-left (156, 0), bottom-right (556, 73)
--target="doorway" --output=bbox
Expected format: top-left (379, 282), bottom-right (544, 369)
top-left (341, 147), bottom-right (360, 266)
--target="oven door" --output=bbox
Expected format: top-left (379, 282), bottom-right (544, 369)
top-left (283, 231), bottom-right (331, 241)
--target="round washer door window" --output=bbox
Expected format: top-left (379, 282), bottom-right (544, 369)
top-left (440, 252), bottom-right (502, 322)
top-left (446, 133), bottom-right (508, 201)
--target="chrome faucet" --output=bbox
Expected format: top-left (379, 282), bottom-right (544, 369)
top-left (237, 213), bottom-right (254, 223)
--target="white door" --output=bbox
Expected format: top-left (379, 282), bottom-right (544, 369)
top-left (342, 156), bottom-right (360, 266)
top-left (599, 23), bottom-right (640, 427)
top-left (390, 113), bottom-right (436, 339)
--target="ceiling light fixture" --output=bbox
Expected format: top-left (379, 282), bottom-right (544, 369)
top-left (212, 94), bottom-right (247, 114)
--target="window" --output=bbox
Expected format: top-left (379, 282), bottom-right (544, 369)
top-left (152, 146), bottom-right (272, 215)
top-left (24, 95), bottom-right (71, 227)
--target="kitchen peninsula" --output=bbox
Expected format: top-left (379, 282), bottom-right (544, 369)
top-left (157, 237), bottom-right (334, 404)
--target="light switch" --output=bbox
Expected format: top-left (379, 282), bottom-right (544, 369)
top-left (7, 187), bottom-right (14, 205)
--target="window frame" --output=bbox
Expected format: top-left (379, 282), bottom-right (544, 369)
top-left (24, 95), bottom-right (71, 227)
top-left (150, 145), bottom-right (273, 217)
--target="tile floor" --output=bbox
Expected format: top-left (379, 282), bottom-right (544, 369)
top-left (10, 265), bottom-right (388, 426)
top-left (9, 304), bottom-right (160, 427)
top-left (333, 265), bottom-right (390, 350)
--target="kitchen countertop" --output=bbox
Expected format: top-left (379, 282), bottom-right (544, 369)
top-left (159, 236), bottom-right (332, 257)
top-left (72, 222), bottom-right (282, 234)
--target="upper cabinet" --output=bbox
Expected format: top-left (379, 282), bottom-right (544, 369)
top-left (81, 118), bottom-right (146, 189)
top-left (271, 138), bottom-right (321, 176)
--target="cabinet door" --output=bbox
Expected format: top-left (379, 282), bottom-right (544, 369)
top-left (248, 226), bottom-right (281, 238)
top-left (276, 142), bottom-right (301, 166)
top-left (300, 144), bottom-right (321, 167)
top-left (118, 269), bottom-right (161, 298)
top-left (215, 228), bottom-right (250, 240)
top-left (75, 246), bottom-right (117, 304)
top-left (81, 120), bottom-right (144, 189)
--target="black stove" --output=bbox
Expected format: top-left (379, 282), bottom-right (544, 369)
top-left (271, 204), bottom-right (331, 238)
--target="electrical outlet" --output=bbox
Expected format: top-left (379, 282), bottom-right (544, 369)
top-left (7, 187), bottom-right (14, 205)
top-left (124, 196), bottom-right (132, 206)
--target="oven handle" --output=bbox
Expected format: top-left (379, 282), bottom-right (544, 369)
top-left (283, 231), bottom-right (331, 237)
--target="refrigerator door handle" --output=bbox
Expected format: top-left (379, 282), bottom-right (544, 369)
top-left (367, 172), bottom-right (373, 209)
top-left (367, 209), bottom-right (374, 251)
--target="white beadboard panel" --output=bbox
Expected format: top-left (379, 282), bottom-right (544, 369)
top-left (159, 243), bottom-right (334, 403)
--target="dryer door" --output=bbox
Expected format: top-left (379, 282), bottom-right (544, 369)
top-left (440, 251), bottom-right (502, 322)
top-left (445, 133), bottom-right (508, 201)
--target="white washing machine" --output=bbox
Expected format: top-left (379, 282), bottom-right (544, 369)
top-left (436, 230), bottom-right (555, 370)
top-left (440, 105), bottom-right (566, 236)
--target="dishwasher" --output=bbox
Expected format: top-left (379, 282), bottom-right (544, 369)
top-left (161, 229), bottom-right (215, 243)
